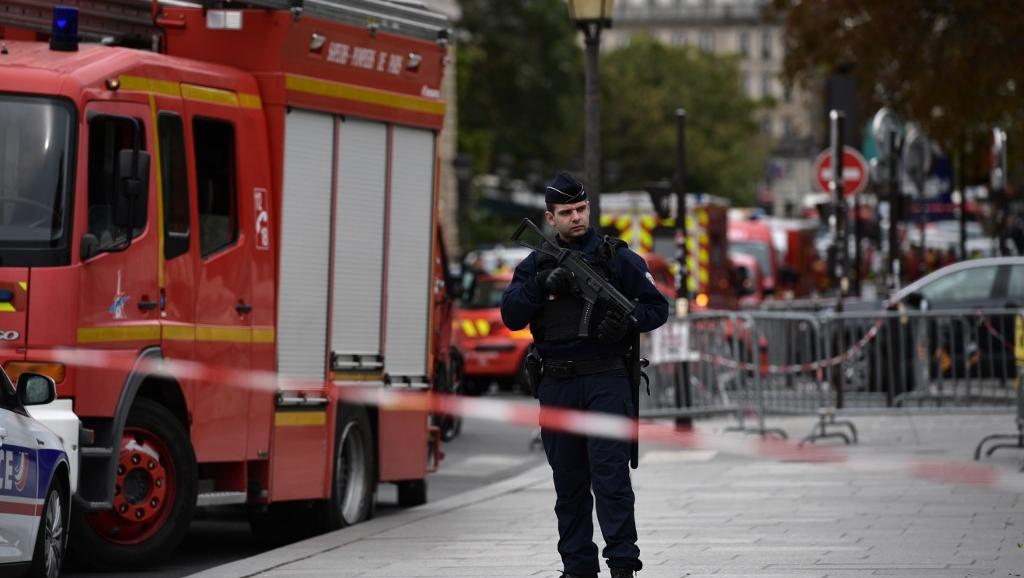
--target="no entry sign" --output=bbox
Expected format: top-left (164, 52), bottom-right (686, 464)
top-left (815, 146), bottom-right (869, 197)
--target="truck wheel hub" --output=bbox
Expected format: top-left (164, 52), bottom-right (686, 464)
top-left (111, 442), bottom-right (167, 524)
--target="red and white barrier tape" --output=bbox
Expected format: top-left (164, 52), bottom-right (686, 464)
top-left (698, 319), bottom-right (884, 375)
top-left (50, 349), bottom-right (1024, 493)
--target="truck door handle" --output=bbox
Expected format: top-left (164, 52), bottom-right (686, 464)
top-left (138, 297), bottom-right (159, 311)
top-left (236, 302), bottom-right (252, 314)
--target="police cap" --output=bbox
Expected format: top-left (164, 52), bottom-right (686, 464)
top-left (545, 171), bottom-right (587, 206)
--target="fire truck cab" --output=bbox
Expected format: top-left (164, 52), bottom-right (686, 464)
top-left (1, 0), bottom-right (449, 568)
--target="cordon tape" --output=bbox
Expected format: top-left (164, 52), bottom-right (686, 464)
top-left (49, 348), bottom-right (1024, 494)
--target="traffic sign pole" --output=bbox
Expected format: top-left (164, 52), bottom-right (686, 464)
top-left (888, 129), bottom-right (901, 291)
top-left (829, 109), bottom-right (846, 412)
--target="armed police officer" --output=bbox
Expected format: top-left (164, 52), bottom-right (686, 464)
top-left (501, 172), bottom-right (669, 578)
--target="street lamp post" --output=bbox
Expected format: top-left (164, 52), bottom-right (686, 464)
top-left (568, 0), bottom-right (613, 230)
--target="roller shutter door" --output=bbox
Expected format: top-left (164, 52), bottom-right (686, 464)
top-left (383, 127), bottom-right (435, 384)
top-left (331, 119), bottom-right (387, 369)
top-left (277, 109), bottom-right (333, 379)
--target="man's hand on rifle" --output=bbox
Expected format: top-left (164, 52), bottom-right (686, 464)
top-left (537, 266), bottom-right (574, 297)
top-left (597, 308), bottom-right (630, 343)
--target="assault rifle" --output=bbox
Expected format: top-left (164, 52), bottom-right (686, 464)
top-left (511, 219), bottom-right (636, 337)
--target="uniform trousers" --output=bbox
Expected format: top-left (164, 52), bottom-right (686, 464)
top-left (539, 368), bottom-right (642, 576)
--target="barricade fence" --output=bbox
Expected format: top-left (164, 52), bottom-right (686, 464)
top-left (640, 307), bottom-right (1024, 455)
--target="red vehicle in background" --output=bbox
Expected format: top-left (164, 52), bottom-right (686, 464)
top-left (728, 252), bottom-right (765, 307)
top-left (728, 219), bottom-right (779, 298)
top-left (454, 272), bottom-right (532, 395)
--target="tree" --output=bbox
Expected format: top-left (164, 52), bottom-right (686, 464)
top-left (600, 36), bottom-right (769, 204)
top-left (456, 0), bottom-right (584, 178)
top-left (773, 0), bottom-right (1024, 182)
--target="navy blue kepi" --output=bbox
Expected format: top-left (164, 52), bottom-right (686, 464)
top-left (545, 171), bottom-right (587, 205)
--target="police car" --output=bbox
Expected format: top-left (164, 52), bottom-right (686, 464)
top-left (0, 370), bottom-right (74, 578)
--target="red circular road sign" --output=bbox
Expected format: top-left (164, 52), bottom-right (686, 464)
top-left (814, 146), bottom-right (869, 196)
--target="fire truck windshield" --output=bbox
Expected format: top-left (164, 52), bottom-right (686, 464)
top-left (0, 94), bottom-right (75, 264)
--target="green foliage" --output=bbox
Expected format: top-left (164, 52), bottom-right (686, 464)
top-left (456, 0), bottom-right (584, 177)
top-left (600, 36), bottom-right (769, 204)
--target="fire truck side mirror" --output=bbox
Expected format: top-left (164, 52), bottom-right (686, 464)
top-left (115, 148), bottom-right (150, 236)
top-left (117, 149), bottom-right (150, 200)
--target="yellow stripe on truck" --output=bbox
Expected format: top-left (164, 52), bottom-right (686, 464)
top-left (275, 411), bottom-right (327, 427)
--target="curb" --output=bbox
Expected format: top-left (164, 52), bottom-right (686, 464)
top-left (185, 463), bottom-right (553, 578)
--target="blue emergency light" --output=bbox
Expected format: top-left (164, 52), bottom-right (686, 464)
top-left (50, 5), bottom-right (79, 52)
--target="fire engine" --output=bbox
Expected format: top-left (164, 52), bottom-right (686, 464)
top-left (0, 0), bottom-right (450, 568)
top-left (600, 191), bottom-right (733, 308)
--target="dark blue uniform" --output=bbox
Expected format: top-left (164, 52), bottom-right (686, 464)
top-left (501, 228), bottom-right (669, 577)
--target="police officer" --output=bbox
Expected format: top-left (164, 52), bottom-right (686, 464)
top-left (501, 172), bottom-right (669, 578)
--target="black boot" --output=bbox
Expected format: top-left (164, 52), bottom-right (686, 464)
top-left (560, 574), bottom-right (597, 578)
top-left (609, 569), bottom-right (635, 578)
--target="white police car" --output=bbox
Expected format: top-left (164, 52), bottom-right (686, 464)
top-left (0, 370), bottom-right (74, 578)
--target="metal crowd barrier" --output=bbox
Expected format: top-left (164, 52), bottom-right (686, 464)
top-left (640, 307), bottom-right (1024, 455)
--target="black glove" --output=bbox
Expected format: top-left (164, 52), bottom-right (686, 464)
top-left (539, 266), bottom-right (574, 296)
top-left (597, 308), bottom-right (629, 343)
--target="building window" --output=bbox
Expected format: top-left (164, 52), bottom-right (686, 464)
top-left (783, 116), bottom-right (794, 138)
top-left (672, 31), bottom-right (686, 46)
top-left (761, 30), bottom-right (772, 60)
top-left (739, 30), bottom-right (749, 58)
top-left (783, 83), bottom-right (793, 103)
top-left (740, 72), bottom-right (750, 97)
top-left (700, 30), bottom-right (715, 52)
top-left (761, 72), bottom-right (773, 99)
top-left (760, 117), bottom-right (772, 136)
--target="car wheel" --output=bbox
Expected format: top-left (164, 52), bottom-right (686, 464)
top-left (71, 398), bottom-right (197, 569)
top-left (28, 478), bottom-right (67, 578)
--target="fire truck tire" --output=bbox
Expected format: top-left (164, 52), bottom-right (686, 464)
top-left (396, 479), bottom-right (427, 507)
top-left (323, 404), bottom-right (376, 529)
top-left (70, 398), bottom-right (197, 570)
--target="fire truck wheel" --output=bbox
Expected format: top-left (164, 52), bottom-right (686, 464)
top-left (324, 404), bottom-right (376, 529)
top-left (396, 479), bottom-right (427, 507)
top-left (71, 398), bottom-right (197, 569)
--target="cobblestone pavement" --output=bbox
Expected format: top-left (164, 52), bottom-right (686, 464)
top-left (188, 414), bottom-right (1024, 578)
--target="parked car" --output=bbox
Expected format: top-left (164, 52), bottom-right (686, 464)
top-left (0, 370), bottom-right (73, 578)
top-left (847, 258), bottom-right (1024, 396)
top-left (888, 257), bottom-right (1024, 310)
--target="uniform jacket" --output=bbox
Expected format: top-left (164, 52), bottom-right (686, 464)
top-left (500, 228), bottom-right (669, 361)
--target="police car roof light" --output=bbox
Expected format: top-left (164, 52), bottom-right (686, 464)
top-left (50, 5), bottom-right (79, 52)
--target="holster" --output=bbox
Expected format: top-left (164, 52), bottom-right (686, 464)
top-left (524, 345), bottom-right (543, 399)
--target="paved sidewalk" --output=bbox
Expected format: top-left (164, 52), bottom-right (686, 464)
top-left (188, 414), bottom-right (1024, 578)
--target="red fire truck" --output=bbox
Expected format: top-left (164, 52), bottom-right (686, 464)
top-left (0, 0), bottom-right (449, 568)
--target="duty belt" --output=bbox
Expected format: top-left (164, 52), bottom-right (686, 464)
top-left (543, 357), bottom-right (625, 379)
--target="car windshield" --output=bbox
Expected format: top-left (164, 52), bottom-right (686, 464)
top-left (463, 279), bottom-right (507, 309)
top-left (0, 94), bottom-right (74, 246)
top-left (731, 241), bottom-right (772, 278)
